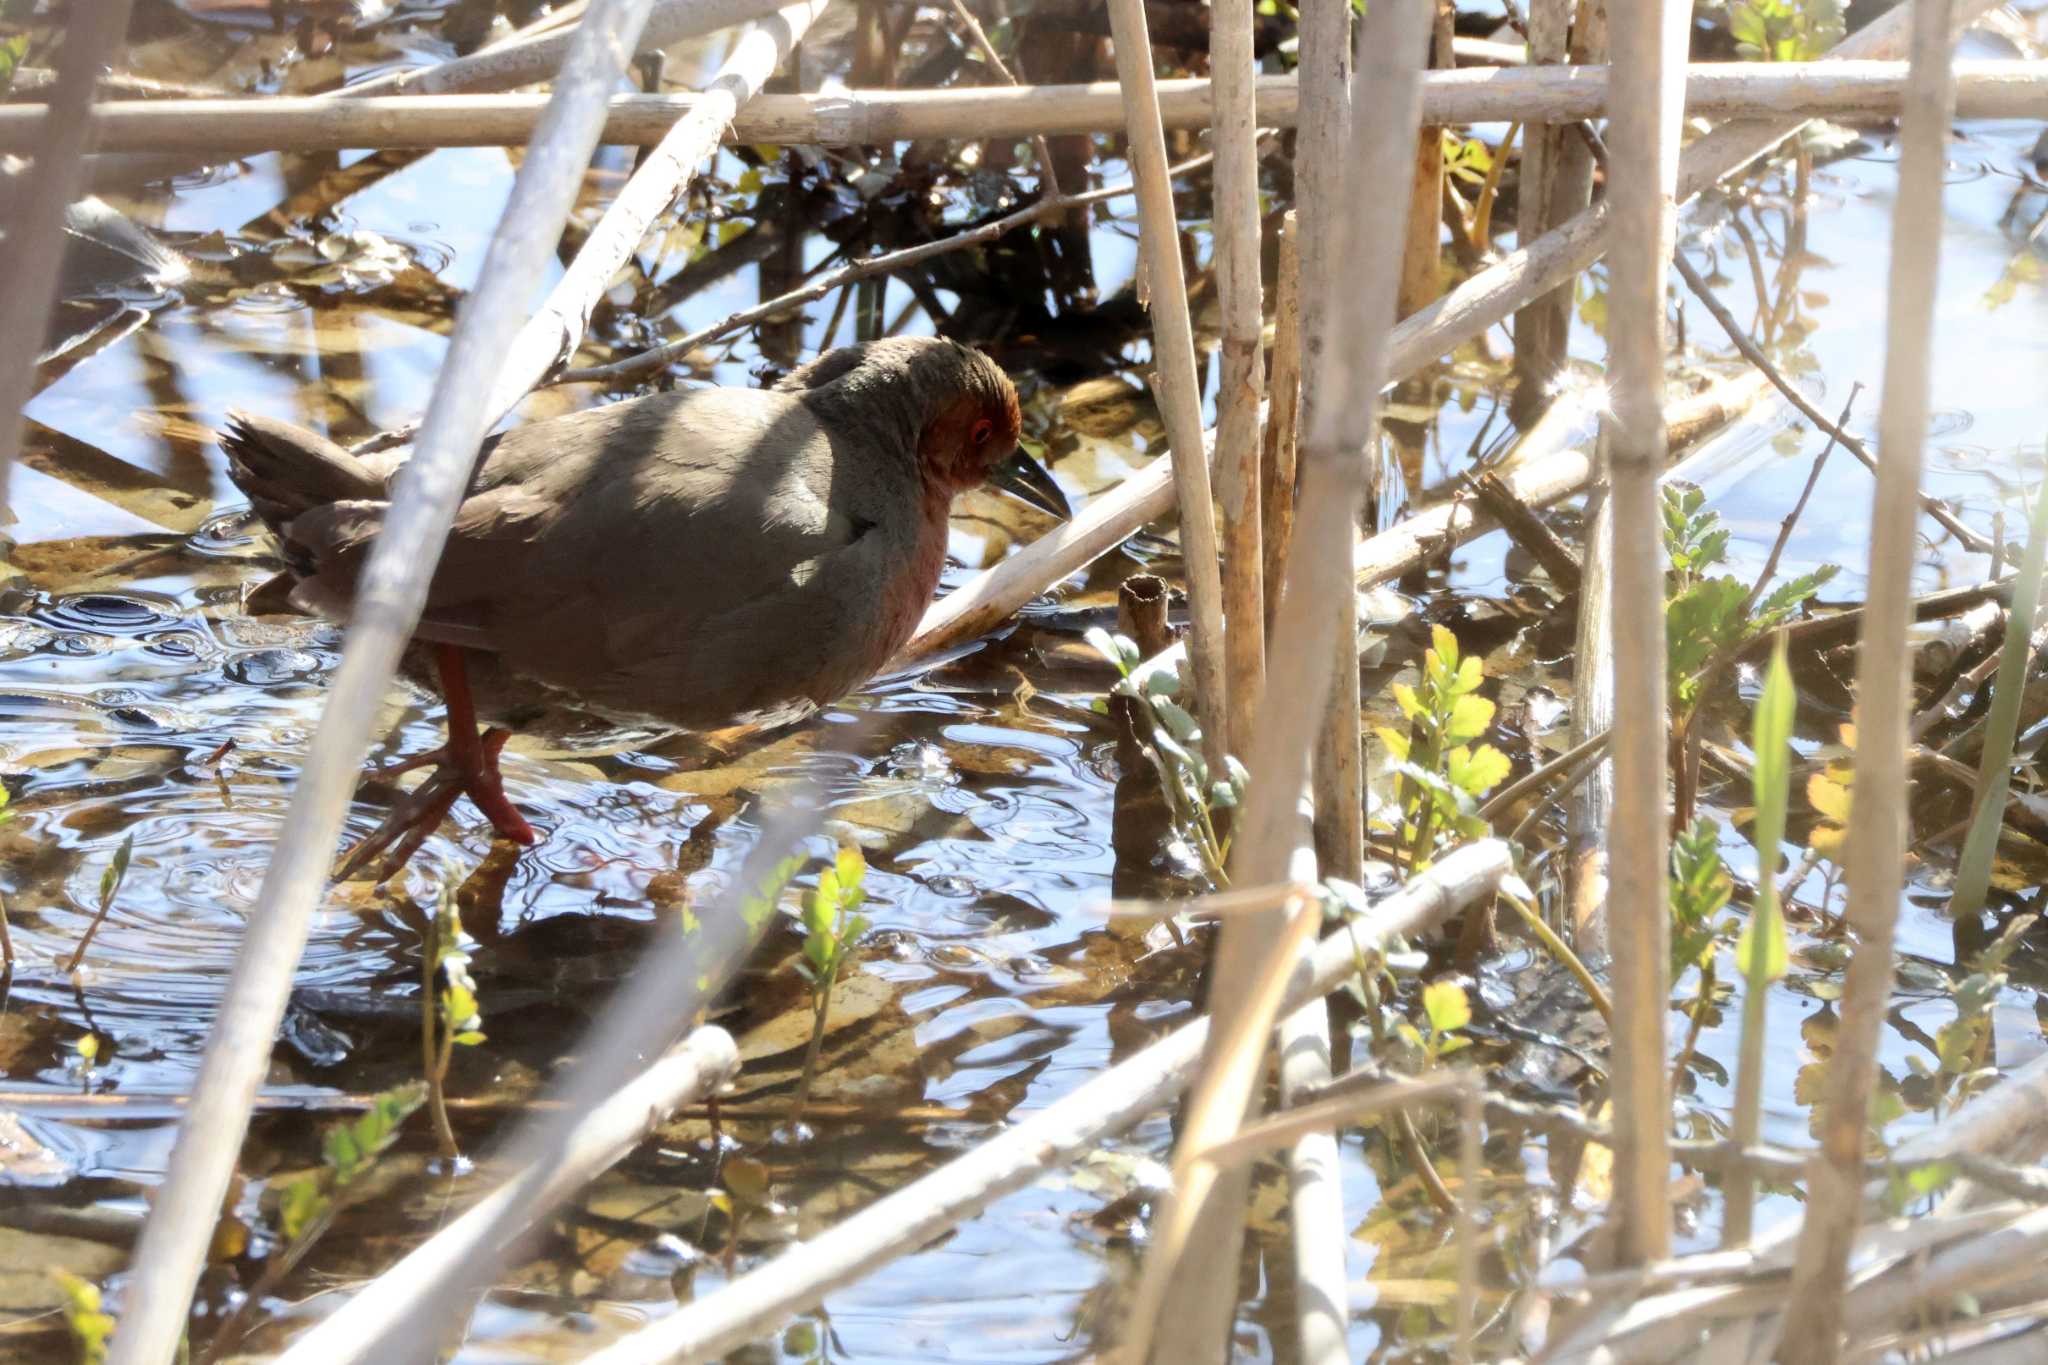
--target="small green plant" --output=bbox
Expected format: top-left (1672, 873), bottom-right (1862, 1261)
top-left (212, 1084), bottom-right (426, 1357)
top-left (1724, 0), bottom-right (1845, 62)
top-left (1725, 634), bottom-right (1795, 1244)
top-left (1376, 626), bottom-right (1511, 871)
top-left (53, 1269), bottom-right (114, 1364)
top-left (422, 890), bottom-right (486, 1158)
top-left (65, 831), bottom-right (135, 974)
top-left (1661, 485), bottom-right (1837, 711)
top-left (1669, 819), bottom-right (1735, 984)
top-left (791, 847), bottom-right (871, 1130)
top-left (1088, 629), bottom-right (1244, 883)
top-left (1401, 980), bottom-right (1472, 1067)
top-left (1908, 912), bottom-right (2036, 1123)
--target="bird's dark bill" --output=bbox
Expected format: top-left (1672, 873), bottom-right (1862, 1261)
top-left (986, 446), bottom-right (1071, 520)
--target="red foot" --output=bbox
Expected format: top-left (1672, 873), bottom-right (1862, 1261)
top-left (334, 647), bottom-right (537, 882)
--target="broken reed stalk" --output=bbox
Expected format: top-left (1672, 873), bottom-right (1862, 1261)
top-left (1274, 824), bottom-right (1350, 1365)
top-left (1598, 0), bottom-right (1689, 1266)
top-left (105, 5), bottom-right (667, 1363)
top-left (577, 842), bottom-right (1511, 1365)
top-left (1122, 5), bottom-right (1432, 1358)
top-left (488, 0), bottom-right (829, 422)
top-left (560, 150), bottom-right (1217, 385)
top-left (902, 0), bottom-right (1964, 668)
top-left (1211, 0), bottom-right (1266, 760)
top-left (1784, 1), bottom-right (1961, 1355)
top-left (1295, 0), bottom-right (1360, 886)
top-left (275, 1029), bottom-right (739, 1360)
top-left (1105, 0), bottom-right (1230, 774)
top-left (28, 63), bottom-right (2048, 157)
top-left (0, 0), bottom-right (134, 515)
top-left (1260, 211), bottom-right (1303, 641)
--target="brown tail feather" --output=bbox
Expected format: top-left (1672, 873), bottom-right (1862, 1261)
top-left (218, 410), bottom-right (385, 538)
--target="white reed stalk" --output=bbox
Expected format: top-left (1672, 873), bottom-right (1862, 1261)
top-left (1105, 0), bottom-right (1230, 771)
top-left (1599, 0), bottom-right (1690, 1267)
top-left (1212, 0), bottom-right (1266, 759)
top-left (1276, 823), bottom-right (1348, 1365)
top-left (105, 6), bottom-right (663, 1363)
top-left (1125, 4), bottom-right (1432, 1358)
top-left (578, 842), bottom-right (1510, 1365)
top-left (0, 0), bottom-right (134, 516)
top-left (1783, 0), bottom-right (1961, 1356)
top-left (486, 0), bottom-right (827, 422)
top-left (276, 1028), bottom-right (739, 1361)
top-left (13, 62), bottom-right (2047, 157)
top-left (900, 0), bottom-right (1974, 669)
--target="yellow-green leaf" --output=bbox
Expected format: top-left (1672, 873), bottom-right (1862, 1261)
top-left (1422, 980), bottom-right (1471, 1035)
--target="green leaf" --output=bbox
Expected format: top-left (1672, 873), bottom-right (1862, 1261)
top-left (1445, 693), bottom-right (1494, 746)
top-left (834, 845), bottom-right (867, 895)
top-left (1153, 698), bottom-right (1199, 744)
top-left (52, 1269), bottom-right (114, 1365)
top-left (100, 833), bottom-right (135, 909)
top-left (1446, 744), bottom-right (1510, 797)
top-left (1422, 980), bottom-right (1471, 1035)
top-left (279, 1173), bottom-right (328, 1243)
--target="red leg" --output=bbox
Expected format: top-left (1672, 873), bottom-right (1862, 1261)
top-left (333, 647), bottom-right (536, 881)
top-left (433, 645), bottom-right (536, 846)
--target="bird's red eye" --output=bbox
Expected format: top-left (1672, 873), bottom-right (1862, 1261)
top-left (970, 419), bottom-right (994, 447)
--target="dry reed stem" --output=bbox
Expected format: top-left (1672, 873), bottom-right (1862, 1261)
top-left (1058, 371), bottom-right (1772, 705)
top-left (290, 750), bottom-right (843, 1359)
top-left (902, 0), bottom-right (1959, 669)
top-left (106, 5), bottom-right (666, 1363)
top-left (1122, 5), bottom-right (1432, 1358)
top-left (1511, 0), bottom-right (1574, 397)
top-left (1105, 0), bottom-right (1230, 773)
top-left (0, 0), bottom-right (134, 515)
top-left (1296, 0), bottom-right (1359, 888)
top-left (488, 0), bottom-right (829, 422)
top-left (274, 1029), bottom-right (739, 1360)
top-left (1397, 0), bottom-right (1454, 318)
top-left (580, 843), bottom-right (1510, 1365)
top-left (1212, 0), bottom-right (1266, 759)
top-left (1260, 211), bottom-right (1303, 640)
top-left (1784, 0), bottom-right (1961, 1354)
top-left (1597, 0), bottom-right (1690, 1266)
top-left (21, 62), bottom-right (2048, 156)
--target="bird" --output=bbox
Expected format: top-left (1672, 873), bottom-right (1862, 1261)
top-left (220, 335), bottom-right (1067, 878)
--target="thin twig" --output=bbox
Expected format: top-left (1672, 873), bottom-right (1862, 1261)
top-left (1673, 251), bottom-right (1994, 560)
top-left (943, 0), bottom-right (1061, 197)
top-left (1741, 384), bottom-right (1864, 615)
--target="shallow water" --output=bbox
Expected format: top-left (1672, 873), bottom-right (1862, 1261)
top-left (2, 3), bottom-right (2047, 1360)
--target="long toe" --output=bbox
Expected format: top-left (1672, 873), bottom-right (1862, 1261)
top-left (463, 727), bottom-right (536, 845)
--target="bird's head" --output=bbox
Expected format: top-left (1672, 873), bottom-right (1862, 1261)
top-left (779, 337), bottom-right (1067, 519)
